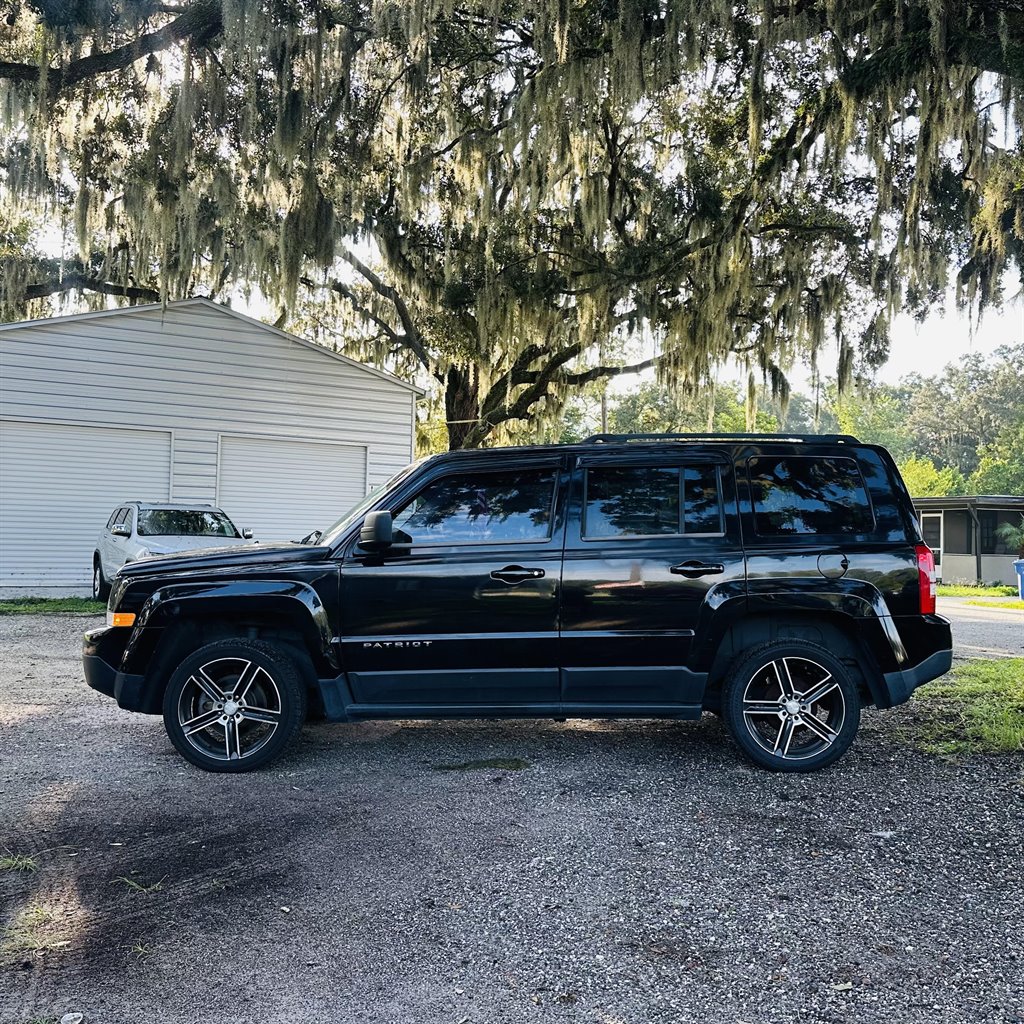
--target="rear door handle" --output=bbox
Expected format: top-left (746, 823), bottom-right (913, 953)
top-left (490, 565), bottom-right (546, 585)
top-left (670, 561), bottom-right (725, 578)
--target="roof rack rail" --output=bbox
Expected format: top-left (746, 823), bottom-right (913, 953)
top-left (582, 432), bottom-right (861, 444)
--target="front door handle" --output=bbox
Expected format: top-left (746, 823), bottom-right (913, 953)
top-left (670, 561), bottom-right (725, 578)
top-left (490, 565), bottom-right (546, 585)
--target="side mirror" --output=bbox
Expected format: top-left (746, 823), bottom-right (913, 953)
top-left (111, 523), bottom-right (131, 537)
top-left (242, 528), bottom-right (254, 539)
top-left (359, 510), bottom-right (394, 551)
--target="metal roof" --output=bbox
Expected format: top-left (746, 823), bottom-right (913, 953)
top-left (0, 297), bottom-right (424, 396)
top-left (911, 495), bottom-right (1024, 509)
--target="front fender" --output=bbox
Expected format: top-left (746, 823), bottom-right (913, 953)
top-left (122, 579), bottom-right (335, 674)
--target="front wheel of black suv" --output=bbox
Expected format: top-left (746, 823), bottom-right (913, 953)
top-left (162, 639), bottom-right (306, 772)
top-left (721, 640), bottom-right (861, 772)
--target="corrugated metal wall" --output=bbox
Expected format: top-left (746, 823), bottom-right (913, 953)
top-left (0, 421), bottom-right (172, 589)
top-left (0, 300), bottom-right (418, 592)
top-left (218, 434), bottom-right (367, 542)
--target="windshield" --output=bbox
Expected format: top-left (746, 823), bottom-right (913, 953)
top-left (318, 460), bottom-right (426, 548)
top-left (137, 509), bottom-right (240, 538)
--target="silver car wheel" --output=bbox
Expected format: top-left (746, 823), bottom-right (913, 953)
top-left (741, 656), bottom-right (846, 761)
top-left (176, 657), bottom-right (282, 762)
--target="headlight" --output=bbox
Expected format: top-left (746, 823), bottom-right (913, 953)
top-left (106, 609), bottom-right (136, 628)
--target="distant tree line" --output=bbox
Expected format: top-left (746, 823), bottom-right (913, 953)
top-left (543, 344), bottom-right (1023, 496)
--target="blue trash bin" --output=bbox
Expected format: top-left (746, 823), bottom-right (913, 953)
top-left (1015, 559), bottom-right (1024, 599)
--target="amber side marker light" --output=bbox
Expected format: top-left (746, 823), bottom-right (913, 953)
top-left (111, 612), bottom-right (136, 628)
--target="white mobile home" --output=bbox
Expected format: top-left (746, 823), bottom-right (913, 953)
top-left (913, 494), bottom-right (1024, 585)
top-left (0, 299), bottom-right (420, 594)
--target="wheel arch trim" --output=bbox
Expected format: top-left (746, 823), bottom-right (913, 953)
top-left (123, 580), bottom-right (335, 675)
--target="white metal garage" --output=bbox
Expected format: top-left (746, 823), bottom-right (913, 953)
top-left (0, 299), bottom-right (421, 594)
top-left (0, 421), bottom-right (173, 590)
top-left (217, 434), bottom-right (367, 542)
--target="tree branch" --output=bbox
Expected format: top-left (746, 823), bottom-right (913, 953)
top-left (335, 248), bottom-right (432, 369)
top-left (313, 276), bottom-right (403, 348)
top-left (0, 1), bottom-right (223, 95)
top-left (21, 274), bottom-right (160, 302)
top-left (564, 356), bottom-right (657, 387)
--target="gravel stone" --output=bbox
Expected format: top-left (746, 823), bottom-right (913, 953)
top-left (0, 613), bottom-right (1021, 1024)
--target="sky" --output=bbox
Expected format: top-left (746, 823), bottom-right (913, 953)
top-left (876, 295), bottom-right (1022, 382)
top-left (601, 284), bottom-right (1023, 401)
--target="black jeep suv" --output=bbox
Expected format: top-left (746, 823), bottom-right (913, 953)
top-left (83, 433), bottom-right (952, 774)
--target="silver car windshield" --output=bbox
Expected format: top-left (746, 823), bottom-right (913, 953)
top-left (318, 459), bottom-right (426, 548)
top-left (137, 509), bottom-right (240, 538)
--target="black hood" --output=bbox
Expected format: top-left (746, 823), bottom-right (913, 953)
top-left (116, 543), bottom-right (332, 578)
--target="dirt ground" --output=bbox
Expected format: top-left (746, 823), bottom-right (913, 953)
top-left (1, 613), bottom-right (1021, 1024)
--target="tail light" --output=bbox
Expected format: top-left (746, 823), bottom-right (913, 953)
top-left (915, 544), bottom-right (937, 614)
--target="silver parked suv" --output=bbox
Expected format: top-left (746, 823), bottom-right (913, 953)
top-left (93, 502), bottom-right (255, 599)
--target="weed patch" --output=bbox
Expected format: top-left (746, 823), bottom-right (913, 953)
top-left (0, 597), bottom-right (105, 615)
top-left (910, 658), bottom-right (1024, 755)
top-left (937, 584), bottom-right (1017, 598)
top-left (116, 875), bottom-right (165, 894)
top-left (0, 852), bottom-right (37, 872)
top-left (1, 905), bottom-right (67, 956)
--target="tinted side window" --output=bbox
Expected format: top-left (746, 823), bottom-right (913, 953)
top-left (683, 466), bottom-right (723, 533)
top-left (113, 508), bottom-right (130, 528)
top-left (584, 465), bottom-right (723, 538)
top-left (391, 468), bottom-right (556, 545)
top-left (585, 466), bottom-right (679, 537)
top-left (106, 509), bottom-right (122, 529)
top-left (749, 456), bottom-right (873, 535)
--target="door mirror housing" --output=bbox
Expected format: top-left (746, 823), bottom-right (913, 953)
top-left (111, 523), bottom-right (131, 538)
top-left (359, 510), bottom-right (394, 551)
top-left (241, 528), bottom-right (254, 539)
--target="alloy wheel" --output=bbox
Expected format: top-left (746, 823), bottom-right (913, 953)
top-left (741, 656), bottom-right (846, 762)
top-left (176, 657), bottom-right (282, 763)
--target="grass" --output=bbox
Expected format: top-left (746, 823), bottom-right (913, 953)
top-left (965, 598), bottom-right (1024, 610)
top-left (431, 757), bottom-right (531, 771)
top-left (127, 940), bottom-right (158, 961)
top-left (116, 875), bottom-right (165, 894)
top-left (937, 583), bottom-right (1017, 598)
top-left (1, 905), bottom-right (67, 956)
top-left (0, 853), bottom-right (38, 873)
top-left (912, 658), bottom-right (1024, 755)
top-left (0, 597), bottom-right (105, 615)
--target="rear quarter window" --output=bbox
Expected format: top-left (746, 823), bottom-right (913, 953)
top-left (748, 456), bottom-right (874, 536)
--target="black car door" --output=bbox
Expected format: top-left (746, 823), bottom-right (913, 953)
top-left (559, 452), bottom-right (745, 710)
top-left (338, 456), bottom-right (567, 710)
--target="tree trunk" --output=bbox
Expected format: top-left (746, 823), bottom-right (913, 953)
top-left (445, 364), bottom-right (481, 450)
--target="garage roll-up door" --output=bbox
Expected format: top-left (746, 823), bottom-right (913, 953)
top-left (218, 435), bottom-right (367, 543)
top-left (0, 419), bottom-right (172, 590)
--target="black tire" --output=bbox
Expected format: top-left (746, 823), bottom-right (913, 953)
top-left (721, 639), bottom-right (861, 773)
top-left (162, 638), bottom-right (306, 773)
top-left (92, 557), bottom-right (110, 601)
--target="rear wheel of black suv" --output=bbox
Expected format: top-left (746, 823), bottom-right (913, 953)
top-left (721, 640), bottom-right (861, 772)
top-left (162, 639), bottom-right (306, 773)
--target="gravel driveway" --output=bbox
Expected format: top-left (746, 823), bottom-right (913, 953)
top-left (1, 614), bottom-right (1021, 1024)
